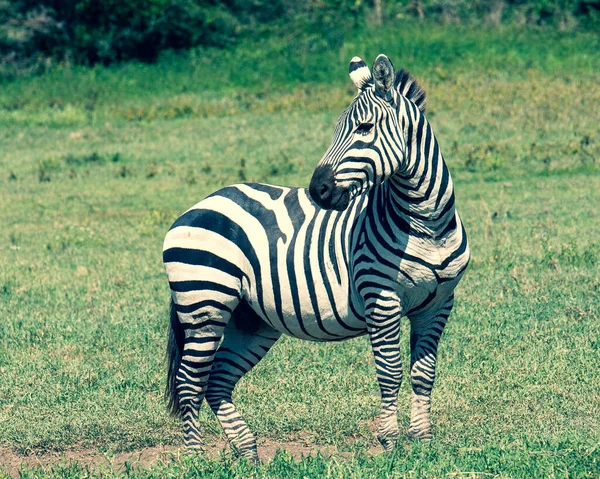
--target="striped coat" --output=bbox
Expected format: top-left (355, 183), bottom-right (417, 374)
top-left (163, 54), bottom-right (469, 460)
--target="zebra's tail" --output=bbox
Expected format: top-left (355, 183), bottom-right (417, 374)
top-left (165, 297), bottom-right (184, 417)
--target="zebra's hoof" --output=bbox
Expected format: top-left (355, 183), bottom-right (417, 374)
top-left (377, 434), bottom-right (398, 452)
top-left (407, 428), bottom-right (432, 441)
top-left (183, 443), bottom-right (205, 454)
top-left (244, 454), bottom-right (260, 465)
top-left (233, 445), bottom-right (259, 464)
top-left (240, 452), bottom-right (259, 465)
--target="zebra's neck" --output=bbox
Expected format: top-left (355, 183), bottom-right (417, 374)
top-left (385, 105), bottom-right (456, 239)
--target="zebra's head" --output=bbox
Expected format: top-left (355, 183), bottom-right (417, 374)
top-left (309, 54), bottom-right (420, 211)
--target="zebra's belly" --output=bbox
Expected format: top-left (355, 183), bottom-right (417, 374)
top-left (246, 286), bottom-right (367, 342)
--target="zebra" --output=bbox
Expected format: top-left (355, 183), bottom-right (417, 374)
top-left (163, 54), bottom-right (470, 461)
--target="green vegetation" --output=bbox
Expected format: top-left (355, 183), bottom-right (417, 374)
top-left (1, 0), bottom-right (598, 73)
top-left (1, 22), bottom-right (599, 478)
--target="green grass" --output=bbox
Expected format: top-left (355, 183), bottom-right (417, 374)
top-left (1, 21), bottom-right (599, 478)
top-left (0, 21), bottom-right (598, 126)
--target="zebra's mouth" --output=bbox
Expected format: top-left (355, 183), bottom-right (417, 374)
top-left (328, 187), bottom-right (350, 211)
top-left (309, 165), bottom-right (351, 211)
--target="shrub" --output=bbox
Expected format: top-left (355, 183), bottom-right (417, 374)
top-left (0, 0), bottom-right (598, 73)
top-left (0, 2), bottom-right (65, 77)
top-left (391, 0), bottom-right (600, 28)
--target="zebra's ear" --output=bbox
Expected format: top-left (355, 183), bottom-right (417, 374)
top-left (349, 56), bottom-right (372, 91)
top-left (372, 54), bottom-right (395, 100)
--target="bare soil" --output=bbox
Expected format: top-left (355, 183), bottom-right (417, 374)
top-left (0, 439), bottom-right (384, 478)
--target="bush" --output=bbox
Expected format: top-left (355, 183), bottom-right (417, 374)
top-left (0, 0), bottom-right (251, 68)
top-left (38, 0), bottom-right (242, 63)
top-left (0, 1), bottom-right (65, 77)
top-left (391, 0), bottom-right (600, 28)
top-left (0, 0), bottom-right (598, 74)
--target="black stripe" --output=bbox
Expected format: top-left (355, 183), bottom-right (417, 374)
top-left (175, 299), bottom-right (232, 314)
top-left (349, 60), bottom-right (367, 73)
top-left (164, 248), bottom-right (245, 282)
top-left (169, 280), bottom-right (240, 296)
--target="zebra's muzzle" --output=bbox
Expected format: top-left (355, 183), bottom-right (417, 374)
top-left (309, 165), bottom-right (350, 211)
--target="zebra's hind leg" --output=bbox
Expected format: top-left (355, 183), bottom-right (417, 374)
top-left (205, 302), bottom-right (281, 462)
top-left (407, 296), bottom-right (454, 441)
top-left (173, 304), bottom-right (233, 451)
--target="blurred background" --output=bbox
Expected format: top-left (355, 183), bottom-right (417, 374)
top-left (1, 0), bottom-right (599, 75)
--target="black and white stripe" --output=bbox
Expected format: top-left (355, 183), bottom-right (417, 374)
top-left (163, 54), bottom-right (470, 459)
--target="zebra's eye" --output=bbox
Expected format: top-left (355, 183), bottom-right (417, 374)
top-left (355, 123), bottom-right (374, 135)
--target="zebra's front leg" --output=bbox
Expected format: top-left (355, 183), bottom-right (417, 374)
top-left (367, 302), bottom-right (403, 452)
top-left (407, 296), bottom-right (454, 441)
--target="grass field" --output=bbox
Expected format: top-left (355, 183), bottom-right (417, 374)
top-left (1, 22), bottom-right (599, 478)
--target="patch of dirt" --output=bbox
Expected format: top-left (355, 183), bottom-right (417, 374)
top-left (0, 444), bottom-right (175, 478)
top-left (0, 439), bottom-right (384, 478)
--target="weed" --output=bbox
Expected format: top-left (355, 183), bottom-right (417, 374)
top-left (144, 209), bottom-right (172, 227)
top-left (37, 158), bottom-right (61, 182)
top-left (542, 242), bottom-right (600, 269)
top-left (238, 157), bottom-right (247, 182)
top-left (183, 167), bottom-right (197, 185)
top-left (1, 276), bottom-right (16, 296)
top-left (116, 165), bottom-right (132, 178)
top-left (64, 152), bottom-right (105, 166)
top-left (8, 231), bottom-right (20, 246)
top-left (146, 163), bottom-right (159, 179)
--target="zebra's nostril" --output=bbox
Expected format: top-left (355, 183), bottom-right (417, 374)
top-left (309, 165), bottom-right (335, 207)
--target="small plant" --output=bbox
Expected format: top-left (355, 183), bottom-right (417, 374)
top-left (140, 209), bottom-right (174, 236)
top-left (146, 163), bottom-right (159, 178)
top-left (238, 157), bottom-right (247, 181)
top-left (183, 167), bottom-right (197, 185)
top-left (64, 152), bottom-right (105, 166)
top-left (165, 161), bottom-right (176, 176)
top-left (86, 152), bottom-right (103, 163)
top-left (558, 243), bottom-right (599, 267)
top-left (117, 165), bottom-right (132, 178)
top-left (144, 209), bottom-right (172, 227)
top-left (84, 89), bottom-right (98, 120)
top-left (37, 158), bottom-right (61, 182)
top-left (1, 276), bottom-right (16, 296)
top-left (9, 231), bottom-right (20, 248)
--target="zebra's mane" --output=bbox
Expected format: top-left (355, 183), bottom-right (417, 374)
top-left (394, 69), bottom-right (426, 113)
